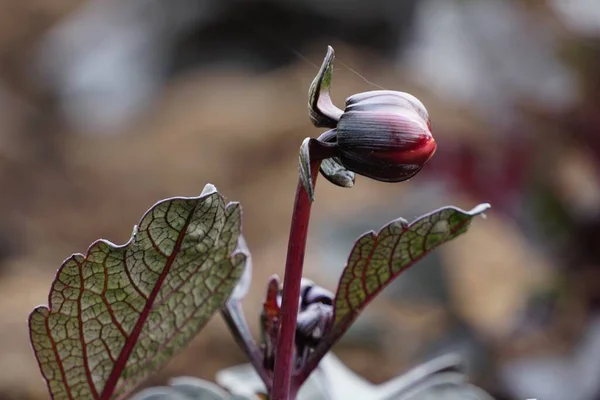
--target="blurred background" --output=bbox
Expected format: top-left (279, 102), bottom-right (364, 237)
top-left (1, 0), bottom-right (599, 399)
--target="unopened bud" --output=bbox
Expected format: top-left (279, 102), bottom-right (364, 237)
top-left (336, 90), bottom-right (436, 182)
top-left (306, 46), bottom-right (436, 191)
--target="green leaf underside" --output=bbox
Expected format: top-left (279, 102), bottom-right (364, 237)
top-left (331, 204), bottom-right (490, 338)
top-left (29, 189), bottom-right (247, 400)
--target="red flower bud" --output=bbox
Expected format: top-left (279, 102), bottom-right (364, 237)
top-left (336, 90), bottom-right (436, 182)
top-left (305, 46), bottom-right (436, 192)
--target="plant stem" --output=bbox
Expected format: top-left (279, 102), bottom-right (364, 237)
top-left (271, 161), bottom-right (320, 400)
top-left (221, 303), bottom-right (272, 390)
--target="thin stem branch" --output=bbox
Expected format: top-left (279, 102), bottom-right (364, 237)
top-left (221, 303), bottom-right (271, 390)
top-left (271, 161), bottom-right (320, 400)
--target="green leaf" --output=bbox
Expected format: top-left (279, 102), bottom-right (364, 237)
top-left (329, 204), bottom-right (490, 340)
top-left (28, 184), bottom-right (247, 400)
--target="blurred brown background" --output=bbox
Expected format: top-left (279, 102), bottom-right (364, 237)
top-left (1, 0), bottom-right (600, 399)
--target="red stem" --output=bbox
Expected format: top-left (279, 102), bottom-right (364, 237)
top-left (271, 161), bottom-right (320, 400)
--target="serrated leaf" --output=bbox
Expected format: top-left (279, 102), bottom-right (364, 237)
top-left (329, 204), bottom-right (490, 340)
top-left (29, 185), bottom-right (247, 400)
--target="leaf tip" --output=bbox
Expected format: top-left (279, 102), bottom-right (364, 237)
top-left (200, 183), bottom-right (218, 197)
top-left (28, 306), bottom-right (49, 333)
top-left (326, 45), bottom-right (334, 58)
top-left (469, 203), bottom-right (492, 216)
top-left (226, 201), bottom-right (241, 210)
top-left (392, 217), bottom-right (409, 229)
top-left (29, 305), bottom-right (49, 318)
top-left (267, 274), bottom-right (281, 287)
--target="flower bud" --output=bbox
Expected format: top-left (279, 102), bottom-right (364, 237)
top-left (306, 46), bottom-right (436, 191)
top-left (259, 277), bottom-right (334, 370)
top-left (299, 279), bottom-right (333, 308)
top-left (296, 302), bottom-right (332, 347)
top-left (336, 90), bottom-right (436, 182)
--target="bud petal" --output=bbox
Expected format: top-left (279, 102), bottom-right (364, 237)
top-left (345, 90), bottom-right (430, 126)
top-left (301, 285), bottom-right (334, 308)
top-left (296, 303), bottom-right (333, 346)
